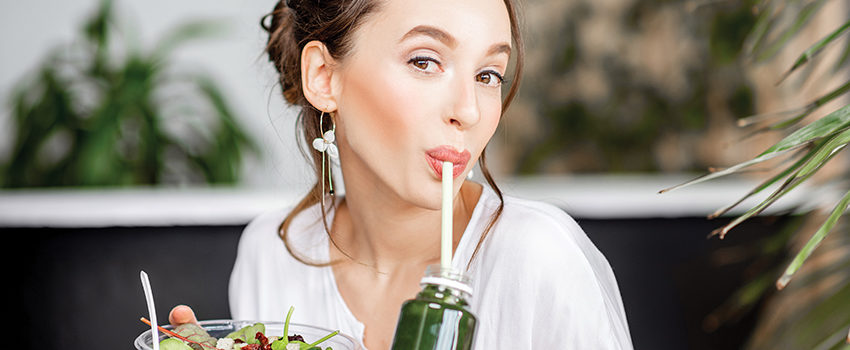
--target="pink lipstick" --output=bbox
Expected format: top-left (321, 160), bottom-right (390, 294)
top-left (426, 146), bottom-right (471, 179)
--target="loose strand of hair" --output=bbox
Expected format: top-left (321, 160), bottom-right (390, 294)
top-left (501, 0), bottom-right (524, 112)
top-left (466, 149), bottom-right (504, 271)
top-left (278, 183), bottom-right (328, 266)
top-left (465, 0), bottom-right (523, 270)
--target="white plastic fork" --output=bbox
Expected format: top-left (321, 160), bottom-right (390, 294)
top-left (140, 270), bottom-right (160, 350)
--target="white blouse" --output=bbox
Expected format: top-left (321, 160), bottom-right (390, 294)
top-left (229, 185), bottom-right (634, 349)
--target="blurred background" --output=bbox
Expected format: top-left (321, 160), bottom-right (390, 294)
top-left (2, 0), bottom-right (849, 349)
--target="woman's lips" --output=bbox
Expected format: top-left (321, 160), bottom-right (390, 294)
top-left (426, 146), bottom-right (471, 179)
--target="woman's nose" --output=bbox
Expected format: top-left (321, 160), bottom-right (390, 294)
top-left (446, 76), bottom-right (480, 129)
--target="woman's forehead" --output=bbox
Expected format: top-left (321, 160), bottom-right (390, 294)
top-left (354, 0), bottom-right (512, 53)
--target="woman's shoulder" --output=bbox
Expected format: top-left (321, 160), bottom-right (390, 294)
top-left (243, 205), bottom-right (292, 232)
top-left (238, 203), bottom-right (325, 253)
top-left (229, 203), bottom-right (333, 321)
top-left (470, 190), bottom-right (633, 349)
top-left (473, 189), bottom-right (616, 289)
top-left (486, 192), bottom-right (588, 256)
top-left (501, 194), bottom-right (580, 228)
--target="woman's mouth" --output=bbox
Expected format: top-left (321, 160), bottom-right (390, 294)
top-left (426, 146), bottom-right (471, 179)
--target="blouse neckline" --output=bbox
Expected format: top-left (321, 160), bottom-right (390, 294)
top-left (317, 184), bottom-right (494, 347)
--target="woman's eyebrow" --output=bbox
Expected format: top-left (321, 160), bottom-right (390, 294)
top-left (399, 25), bottom-right (457, 48)
top-left (399, 25), bottom-right (512, 58)
top-left (488, 43), bottom-right (511, 58)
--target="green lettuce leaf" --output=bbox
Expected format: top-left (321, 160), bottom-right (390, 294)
top-left (226, 323), bottom-right (266, 344)
top-left (174, 323), bottom-right (217, 348)
top-left (159, 338), bottom-right (193, 350)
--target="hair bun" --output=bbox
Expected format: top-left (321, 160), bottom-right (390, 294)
top-left (262, 1), bottom-right (301, 104)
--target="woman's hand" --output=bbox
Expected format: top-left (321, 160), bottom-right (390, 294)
top-left (168, 305), bottom-right (199, 326)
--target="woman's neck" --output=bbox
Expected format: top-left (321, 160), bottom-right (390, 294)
top-left (331, 179), bottom-right (482, 274)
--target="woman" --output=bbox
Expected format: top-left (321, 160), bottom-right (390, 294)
top-left (171, 0), bottom-right (633, 348)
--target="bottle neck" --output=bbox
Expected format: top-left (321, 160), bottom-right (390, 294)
top-left (417, 283), bottom-right (471, 307)
top-left (417, 265), bottom-right (473, 306)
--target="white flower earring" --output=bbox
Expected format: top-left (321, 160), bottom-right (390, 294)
top-left (312, 110), bottom-right (337, 200)
top-left (311, 116), bottom-right (338, 159)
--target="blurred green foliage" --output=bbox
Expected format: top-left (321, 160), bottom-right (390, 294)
top-left (1, 0), bottom-right (257, 188)
top-left (514, 1), bottom-right (757, 173)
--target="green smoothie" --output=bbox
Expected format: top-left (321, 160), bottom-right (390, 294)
top-left (390, 266), bottom-right (477, 350)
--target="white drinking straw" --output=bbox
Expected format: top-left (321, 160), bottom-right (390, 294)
top-left (441, 161), bottom-right (453, 269)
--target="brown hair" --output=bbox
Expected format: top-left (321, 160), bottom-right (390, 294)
top-left (262, 0), bottom-right (525, 269)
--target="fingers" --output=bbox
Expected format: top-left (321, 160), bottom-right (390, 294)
top-left (168, 305), bottom-right (199, 326)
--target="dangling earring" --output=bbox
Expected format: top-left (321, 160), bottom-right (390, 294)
top-left (312, 110), bottom-right (338, 204)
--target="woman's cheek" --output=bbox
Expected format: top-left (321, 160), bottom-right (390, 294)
top-left (341, 69), bottom-right (412, 152)
top-left (480, 95), bottom-right (502, 138)
top-left (467, 96), bottom-right (501, 161)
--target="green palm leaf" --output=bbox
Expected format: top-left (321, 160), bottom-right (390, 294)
top-left (776, 20), bottom-right (850, 84)
top-left (738, 80), bottom-right (850, 133)
top-left (760, 104), bottom-right (850, 155)
top-left (670, 1), bottom-right (850, 346)
top-left (662, 104), bottom-right (850, 194)
top-left (708, 140), bottom-right (825, 219)
top-left (753, 0), bottom-right (828, 62)
top-left (743, 1), bottom-right (777, 57)
top-left (658, 146), bottom-right (800, 194)
top-left (777, 189), bottom-right (850, 289)
top-left (710, 127), bottom-right (849, 238)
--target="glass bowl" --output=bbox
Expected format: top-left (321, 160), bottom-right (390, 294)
top-left (134, 319), bottom-right (360, 350)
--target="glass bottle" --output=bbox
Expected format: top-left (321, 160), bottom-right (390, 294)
top-left (390, 265), bottom-right (477, 350)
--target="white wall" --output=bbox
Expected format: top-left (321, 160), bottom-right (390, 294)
top-left (0, 0), bottom-right (313, 189)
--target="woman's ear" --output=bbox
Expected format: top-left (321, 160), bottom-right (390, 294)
top-left (301, 40), bottom-right (338, 112)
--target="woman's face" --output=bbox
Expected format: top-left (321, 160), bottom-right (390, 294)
top-left (332, 0), bottom-right (511, 209)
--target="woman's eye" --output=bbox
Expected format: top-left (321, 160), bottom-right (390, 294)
top-left (476, 70), bottom-right (504, 86)
top-left (412, 59), bottom-right (430, 70)
top-left (408, 56), bottom-right (440, 72)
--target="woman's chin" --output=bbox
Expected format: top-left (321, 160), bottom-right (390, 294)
top-left (397, 184), bottom-right (444, 211)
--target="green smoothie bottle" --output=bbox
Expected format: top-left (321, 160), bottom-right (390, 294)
top-left (390, 265), bottom-right (477, 350)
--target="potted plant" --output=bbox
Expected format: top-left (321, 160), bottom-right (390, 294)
top-left (2, 0), bottom-right (257, 188)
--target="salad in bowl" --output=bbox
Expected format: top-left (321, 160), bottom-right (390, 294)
top-left (135, 307), bottom-right (359, 350)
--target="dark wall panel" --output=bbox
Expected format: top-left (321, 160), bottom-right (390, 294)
top-left (6, 215), bottom-right (787, 349)
top-left (8, 225), bottom-right (242, 350)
